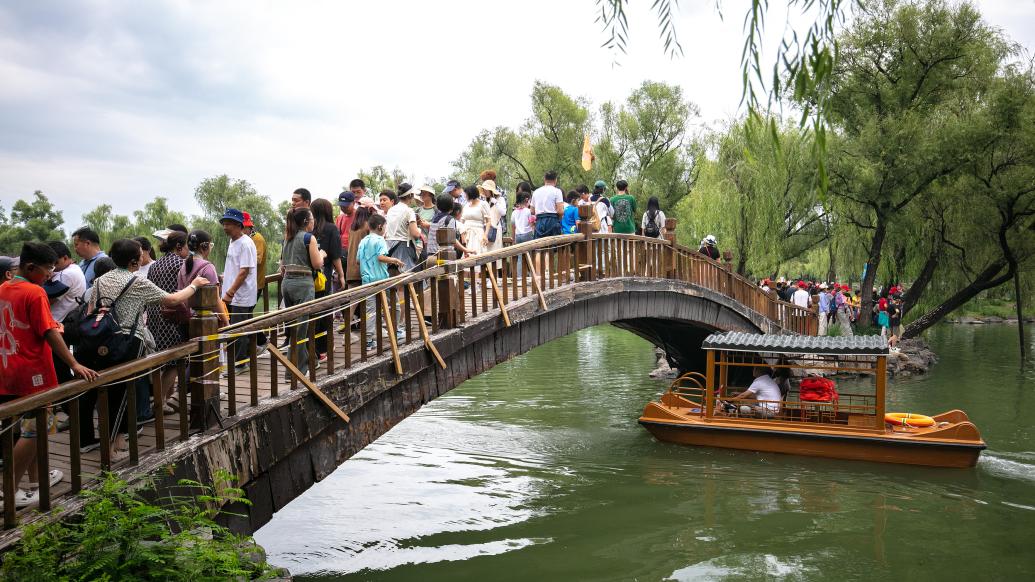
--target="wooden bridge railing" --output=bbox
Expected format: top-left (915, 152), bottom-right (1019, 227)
top-left (0, 217), bottom-right (814, 531)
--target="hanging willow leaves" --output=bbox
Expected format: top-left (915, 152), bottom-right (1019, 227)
top-left (595, 0), bottom-right (861, 194)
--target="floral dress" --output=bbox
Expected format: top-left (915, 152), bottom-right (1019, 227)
top-left (146, 253), bottom-right (186, 350)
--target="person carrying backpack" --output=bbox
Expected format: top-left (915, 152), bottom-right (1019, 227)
top-left (76, 238), bottom-right (209, 462)
top-left (641, 196), bottom-right (666, 238)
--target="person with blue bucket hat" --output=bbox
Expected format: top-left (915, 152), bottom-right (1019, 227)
top-left (220, 208), bottom-right (258, 376)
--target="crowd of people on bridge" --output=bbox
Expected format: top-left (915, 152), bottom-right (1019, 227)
top-left (757, 277), bottom-right (906, 343)
top-left (0, 169), bottom-right (734, 508)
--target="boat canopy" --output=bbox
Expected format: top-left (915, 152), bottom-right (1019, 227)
top-left (702, 332), bottom-right (888, 356)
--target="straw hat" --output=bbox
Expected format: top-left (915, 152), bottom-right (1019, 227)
top-left (477, 180), bottom-right (498, 197)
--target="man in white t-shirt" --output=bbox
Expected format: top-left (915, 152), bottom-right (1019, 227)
top-left (791, 281), bottom-right (812, 309)
top-left (220, 208), bottom-right (258, 372)
top-left (46, 241), bottom-right (86, 323)
top-left (531, 170), bottom-right (564, 238)
top-left (733, 366), bottom-right (783, 417)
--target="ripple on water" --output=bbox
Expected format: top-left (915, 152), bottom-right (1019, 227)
top-left (978, 452), bottom-right (1035, 483)
top-left (254, 414), bottom-right (565, 576)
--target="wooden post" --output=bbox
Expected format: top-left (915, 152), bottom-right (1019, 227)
top-left (875, 355), bottom-right (887, 430)
top-left (704, 349), bottom-right (716, 419)
top-left (576, 205), bottom-right (594, 282)
top-left (664, 218), bottom-right (678, 279)
top-left (188, 284), bottom-right (221, 430)
top-left (269, 347), bottom-right (350, 424)
top-left (379, 291), bottom-right (403, 375)
top-left (435, 227), bottom-right (460, 329)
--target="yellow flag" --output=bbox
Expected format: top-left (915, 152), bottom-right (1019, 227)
top-left (581, 133), bottom-right (594, 171)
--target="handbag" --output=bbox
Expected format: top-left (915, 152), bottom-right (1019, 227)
top-left (487, 226), bottom-right (498, 243)
top-left (77, 276), bottom-right (143, 367)
top-left (302, 232), bottom-right (328, 291)
top-left (161, 301), bottom-right (192, 325)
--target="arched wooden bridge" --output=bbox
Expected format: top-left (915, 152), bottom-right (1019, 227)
top-left (0, 231), bottom-right (815, 545)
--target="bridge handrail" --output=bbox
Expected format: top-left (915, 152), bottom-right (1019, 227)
top-left (451, 234), bottom-right (585, 269)
top-left (0, 341), bottom-right (198, 420)
top-left (223, 266), bottom-right (446, 335)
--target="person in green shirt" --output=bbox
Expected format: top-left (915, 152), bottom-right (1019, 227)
top-left (610, 179), bottom-right (637, 234)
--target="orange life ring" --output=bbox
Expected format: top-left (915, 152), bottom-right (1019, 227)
top-left (884, 412), bottom-right (936, 428)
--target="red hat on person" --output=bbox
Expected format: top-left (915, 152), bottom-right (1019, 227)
top-left (841, 284), bottom-right (850, 291)
top-left (797, 280), bottom-right (807, 288)
top-left (242, 211), bottom-right (254, 228)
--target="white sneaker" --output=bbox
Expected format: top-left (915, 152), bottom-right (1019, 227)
top-left (26, 469), bottom-right (63, 490)
top-left (14, 488), bottom-right (38, 508)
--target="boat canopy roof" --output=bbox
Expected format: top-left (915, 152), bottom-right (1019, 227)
top-left (702, 332), bottom-right (888, 356)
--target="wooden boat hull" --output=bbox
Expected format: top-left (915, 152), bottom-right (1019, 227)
top-left (639, 414), bottom-right (985, 469)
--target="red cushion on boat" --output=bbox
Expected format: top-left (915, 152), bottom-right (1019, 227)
top-left (799, 377), bottom-right (838, 402)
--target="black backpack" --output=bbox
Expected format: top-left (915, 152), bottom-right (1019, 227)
top-left (644, 211), bottom-right (661, 238)
top-left (76, 276), bottom-right (141, 368)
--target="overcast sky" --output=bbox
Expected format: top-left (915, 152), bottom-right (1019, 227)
top-left (1, 0), bottom-right (1032, 226)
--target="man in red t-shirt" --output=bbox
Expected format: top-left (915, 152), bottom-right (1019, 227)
top-left (0, 242), bottom-right (97, 508)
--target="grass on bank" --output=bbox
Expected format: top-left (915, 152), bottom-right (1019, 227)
top-left (950, 298), bottom-right (1034, 319)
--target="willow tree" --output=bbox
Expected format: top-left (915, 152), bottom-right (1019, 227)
top-left (678, 119), bottom-right (823, 277)
top-left (902, 66), bottom-right (1035, 338)
top-left (192, 175), bottom-right (282, 268)
top-left (823, 0), bottom-right (1009, 325)
top-left (452, 82), bottom-right (593, 190)
top-left (82, 197), bottom-right (187, 252)
top-left (596, 81), bottom-right (699, 208)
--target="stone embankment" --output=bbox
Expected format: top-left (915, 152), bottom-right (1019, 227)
top-left (887, 338), bottom-right (937, 377)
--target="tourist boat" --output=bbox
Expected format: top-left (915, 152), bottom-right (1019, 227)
top-left (638, 332), bottom-right (985, 468)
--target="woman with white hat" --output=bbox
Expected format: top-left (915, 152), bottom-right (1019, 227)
top-left (698, 234), bottom-right (719, 260)
top-left (460, 184), bottom-right (491, 256)
top-left (479, 179), bottom-right (506, 255)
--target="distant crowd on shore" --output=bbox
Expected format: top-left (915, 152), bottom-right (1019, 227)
top-left (759, 277), bottom-right (906, 343)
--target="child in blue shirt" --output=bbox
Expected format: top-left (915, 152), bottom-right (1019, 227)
top-left (356, 214), bottom-right (403, 347)
top-left (561, 191), bottom-right (581, 234)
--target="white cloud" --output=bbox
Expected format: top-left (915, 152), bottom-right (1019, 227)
top-left (0, 0), bottom-right (1032, 226)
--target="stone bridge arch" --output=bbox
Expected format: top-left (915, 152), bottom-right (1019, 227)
top-left (131, 276), bottom-right (779, 536)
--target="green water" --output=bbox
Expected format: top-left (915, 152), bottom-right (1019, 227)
top-left (255, 324), bottom-right (1035, 581)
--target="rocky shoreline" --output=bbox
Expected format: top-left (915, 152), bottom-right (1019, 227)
top-left (946, 315), bottom-right (1034, 324)
top-left (648, 336), bottom-right (939, 380)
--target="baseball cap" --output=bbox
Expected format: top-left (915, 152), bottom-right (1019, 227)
top-left (44, 278), bottom-right (70, 299)
top-left (594, 180), bottom-right (607, 189)
top-left (442, 180), bottom-right (461, 194)
top-left (338, 191), bottom-right (356, 206)
top-left (0, 256), bottom-right (16, 277)
top-left (242, 211), bottom-right (254, 228)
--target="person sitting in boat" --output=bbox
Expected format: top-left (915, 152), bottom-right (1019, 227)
top-left (732, 366), bottom-right (782, 418)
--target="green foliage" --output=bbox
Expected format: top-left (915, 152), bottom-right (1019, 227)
top-left (192, 175), bottom-right (283, 270)
top-left (80, 198), bottom-right (186, 252)
top-left (0, 191), bottom-right (66, 255)
top-left (452, 80), bottom-right (698, 211)
top-left (0, 471), bottom-right (277, 581)
top-left (675, 118), bottom-right (822, 276)
top-left (351, 165), bottom-right (411, 194)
